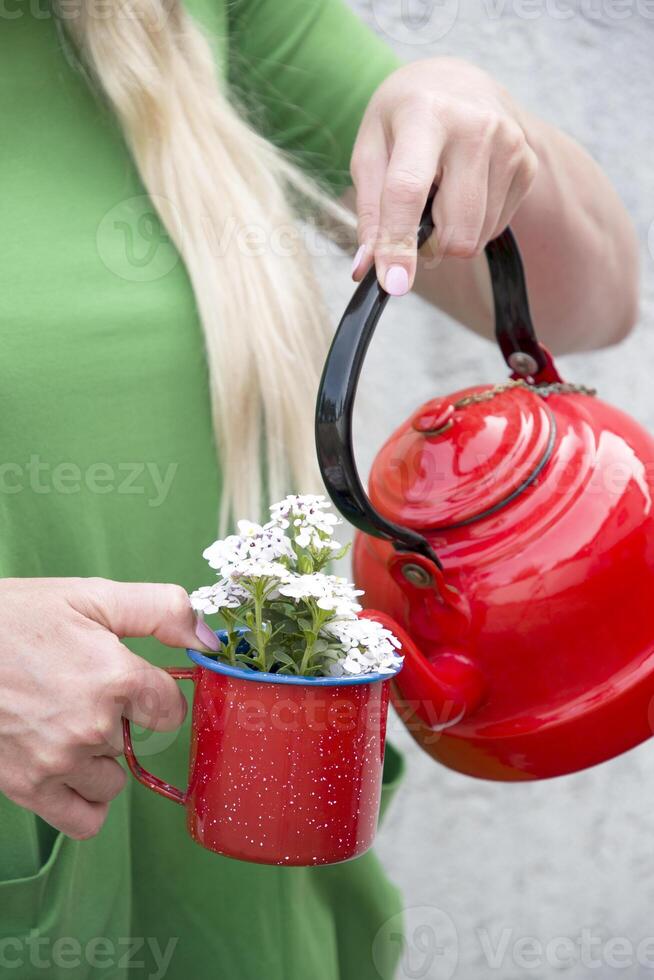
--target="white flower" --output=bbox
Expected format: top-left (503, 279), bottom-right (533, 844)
top-left (322, 617), bottom-right (403, 676)
top-left (227, 558), bottom-right (291, 583)
top-left (269, 493), bottom-right (330, 521)
top-left (315, 575), bottom-right (364, 617)
top-left (236, 519), bottom-right (262, 538)
top-left (323, 617), bottom-right (402, 652)
top-left (203, 534), bottom-right (247, 572)
top-left (278, 573), bottom-right (363, 617)
top-left (293, 523), bottom-right (341, 551)
top-left (269, 494), bottom-right (342, 550)
top-left (276, 573), bottom-right (323, 602)
top-left (202, 522), bottom-right (293, 576)
top-left (253, 527), bottom-right (295, 563)
top-left (237, 520), bottom-right (294, 562)
top-left (190, 582), bottom-right (249, 614)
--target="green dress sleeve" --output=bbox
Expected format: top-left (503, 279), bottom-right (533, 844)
top-left (226, 0), bottom-right (401, 195)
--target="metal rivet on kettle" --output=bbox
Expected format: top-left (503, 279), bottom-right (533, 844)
top-left (508, 351), bottom-right (539, 376)
top-left (401, 563), bottom-right (433, 587)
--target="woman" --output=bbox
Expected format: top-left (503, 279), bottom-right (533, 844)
top-left (0, 0), bottom-right (638, 977)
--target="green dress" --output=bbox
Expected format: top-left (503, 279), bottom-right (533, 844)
top-left (0, 1), bottom-right (406, 977)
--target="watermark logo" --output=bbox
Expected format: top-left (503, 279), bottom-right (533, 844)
top-left (370, 0), bottom-right (462, 44)
top-left (107, 664), bottom-right (188, 758)
top-left (96, 195), bottom-right (182, 282)
top-left (373, 905), bottom-right (459, 979)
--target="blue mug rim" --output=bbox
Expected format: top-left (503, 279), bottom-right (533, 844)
top-left (187, 629), bottom-right (402, 687)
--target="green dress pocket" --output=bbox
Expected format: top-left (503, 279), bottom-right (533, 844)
top-left (0, 793), bottom-right (133, 979)
top-left (0, 824), bottom-right (67, 937)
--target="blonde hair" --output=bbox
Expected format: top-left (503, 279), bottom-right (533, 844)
top-left (56, 0), bottom-right (353, 531)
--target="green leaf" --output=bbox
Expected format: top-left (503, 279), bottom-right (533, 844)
top-left (273, 653), bottom-right (301, 674)
top-left (270, 650), bottom-right (299, 668)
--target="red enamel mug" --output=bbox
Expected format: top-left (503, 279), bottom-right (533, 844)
top-left (122, 623), bottom-right (400, 866)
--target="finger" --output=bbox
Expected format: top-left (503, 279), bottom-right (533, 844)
top-left (114, 648), bottom-right (188, 734)
top-left (375, 119), bottom-right (446, 294)
top-left (476, 153), bottom-right (519, 251)
top-left (76, 579), bottom-right (219, 652)
top-left (350, 119), bottom-right (389, 280)
top-left (32, 784), bottom-right (109, 841)
top-left (66, 756), bottom-right (126, 804)
top-left (489, 145), bottom-right (538, 240)
top-left (431, 141), bottom-right (491, 260)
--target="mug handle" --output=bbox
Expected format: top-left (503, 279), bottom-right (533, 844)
top-left (122, 666), bottom-right (195, 806)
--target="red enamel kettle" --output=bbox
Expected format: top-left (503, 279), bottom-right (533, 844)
top-left (315, 202), bottom-right (654, 782)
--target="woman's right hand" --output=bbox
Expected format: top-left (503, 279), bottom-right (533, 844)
top-left (0, 577), bottom-right (219, 840)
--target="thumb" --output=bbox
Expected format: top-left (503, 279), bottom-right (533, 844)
top-left (72, 579), bottom-right (220, 653)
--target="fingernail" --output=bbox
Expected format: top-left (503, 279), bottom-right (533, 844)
top-left (351, 244), bottom-right (367, 278)
top-left (385, 265), bottom-right (410, 296)
top-left (195, 618), bottom-right (220, 652)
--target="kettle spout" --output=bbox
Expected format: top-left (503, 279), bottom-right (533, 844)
top-left (361, 610), bottom-right (486, 730)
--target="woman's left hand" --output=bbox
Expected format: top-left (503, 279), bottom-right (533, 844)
top-left (349, 57), bottom-right (538, 294)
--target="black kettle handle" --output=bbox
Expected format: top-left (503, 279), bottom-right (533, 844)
top-left (314, 200), bottom-right (557, 570)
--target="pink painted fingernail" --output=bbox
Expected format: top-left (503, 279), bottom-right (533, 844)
top-left (195, 618), bottom-right (220, 652)
top-left (351, 244), bottom-right (367, 278)
top-left (385, 265), bottom-right (410, 296)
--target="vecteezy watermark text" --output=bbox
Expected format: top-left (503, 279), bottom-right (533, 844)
top-left (0, 932), bottom-right (178, 978)
top-left (0, 455), bottom-right (178, 508)
top-left (477, 926), bottom-right (654, 971)
top-left (373, 908), bottom-right (654, 979)
top-left (369, 0), bottom-right (654, 46)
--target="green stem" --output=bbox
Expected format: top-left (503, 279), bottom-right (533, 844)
top-left (299, 634), bottom-right (315, 677)
top-left (299, 603), bottom-right (329, 676)
top-left (221, 610), bottom-right (237, 666)
top-left (253, 580), bottom-right (268, 671)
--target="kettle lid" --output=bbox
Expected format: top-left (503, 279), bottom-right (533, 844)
top-left (369, 383), bottom-right (555, 530)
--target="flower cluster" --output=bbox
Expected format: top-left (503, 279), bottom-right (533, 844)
top-left (269, 494), bottom-right (341, 551)
top-left (323, 618), bottom-right (402, 677)
top-left (190, 494), bottom-right (403, 678)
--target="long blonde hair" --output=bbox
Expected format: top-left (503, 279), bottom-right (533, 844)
top-left (56, 0), bottom-right (352, 530)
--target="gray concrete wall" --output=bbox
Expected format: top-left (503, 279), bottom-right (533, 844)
top-left (324, 3), bottom-right (654, 976)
